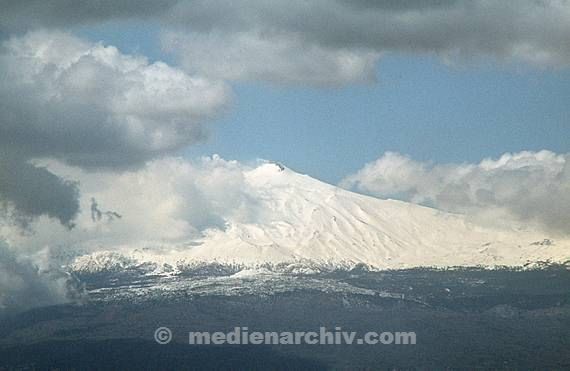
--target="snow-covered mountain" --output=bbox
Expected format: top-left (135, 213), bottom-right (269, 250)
top-left (70, 163), bottom-right (569, 273)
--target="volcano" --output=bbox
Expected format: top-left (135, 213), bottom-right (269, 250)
top-left (70, 162), bottom-right (569, 273)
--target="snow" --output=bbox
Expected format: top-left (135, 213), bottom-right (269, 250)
top-left (230, 268), bottom-right (276, 278)
top-left (69, 162), bottom-right (570, 272)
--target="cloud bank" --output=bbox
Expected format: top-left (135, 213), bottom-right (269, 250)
top-left (162, 0), bottom-right (570, 85)
top-left (1, 155), bottom-right (255, 309)
top-left (2, 1), bottom-right (570, 86)
top-left (341, 151), bottom-right (570, 235)
top-left (2, 156), bottom-right (260, 256)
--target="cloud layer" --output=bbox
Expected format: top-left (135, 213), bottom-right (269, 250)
top-left (0, 0), bottom-right (177, 32)
top-left (163, 0), bottom-right (570, 85)
top-left (341, 151), bottom-right (570, 235)
top-left (2, 1), bottom-right (570, 86)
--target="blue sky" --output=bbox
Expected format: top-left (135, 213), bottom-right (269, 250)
top-left (76, 21), bottom-right (570, 183)
top-left (183, 59), bottom-right (570, 183)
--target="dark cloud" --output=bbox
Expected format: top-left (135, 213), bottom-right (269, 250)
top-left (0, 0), bottom-right (176, 32)
top-left (160, 0), bottom-right (570, 84)
top-left (0, 156), bottom-right (79, 227)
top-left (341, 0), bottom-right (462, 11)
top-left (90, 198), bottom-right (121, 222)
top-left (2, 1), bottom-right (569, 85)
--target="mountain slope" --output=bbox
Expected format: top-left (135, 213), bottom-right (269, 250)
top-left (71, 163), bottom-right (569, 272)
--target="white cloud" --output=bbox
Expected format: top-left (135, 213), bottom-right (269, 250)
top-left (0, 30), bottom-right (231, 169)
top-left (162, 30), bottom-right (380, 86)
top-left (0, 30), bottom-right (231, 226)
top-left (341, 151), bottom-right (570, 235)
top-left (0, 155), bottom-right (259, 310)
top-left (2, 156), bottom-right (260, 256)
top-left (0, 30), bottom-right (233, 310)
top-left (0, 240), bottom-right (73, 312)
